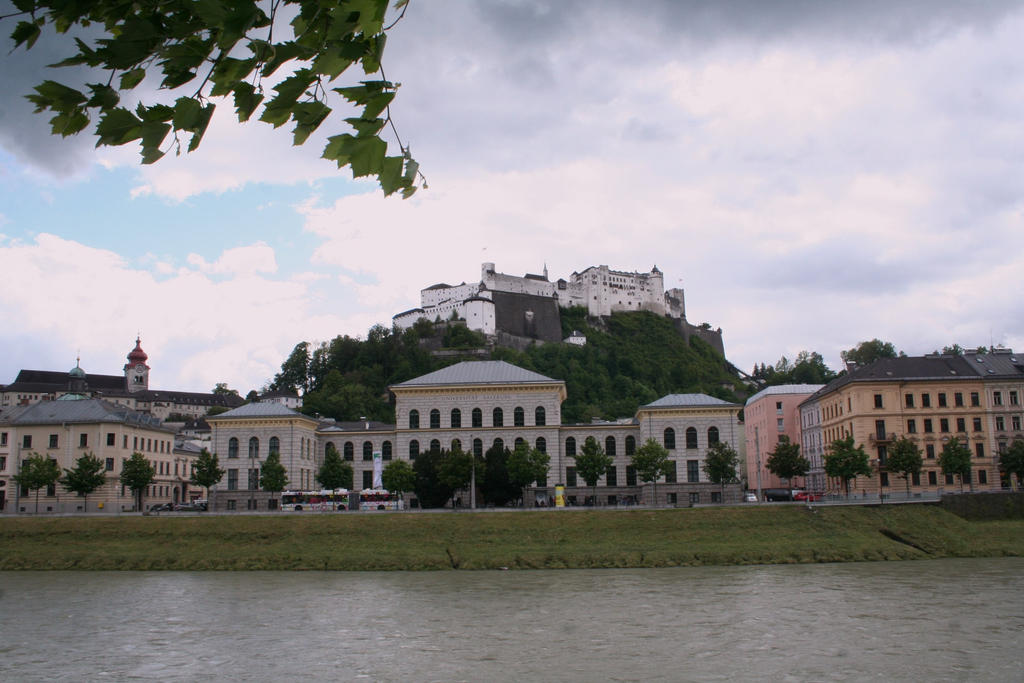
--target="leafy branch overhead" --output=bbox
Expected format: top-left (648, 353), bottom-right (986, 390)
top-left (6, 0), bottom-right (423, 197)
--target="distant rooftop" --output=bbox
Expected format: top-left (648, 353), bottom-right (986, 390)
top-left (642, 394), bottom-right (739, 409)
top-left (392, 361), bottom-right (561, 388)
top-left (209, 402), bottom-right (314, 420)
top-left (746, 384), bottom-right (825, 406)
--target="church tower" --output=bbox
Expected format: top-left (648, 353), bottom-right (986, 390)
top-left (124, 337), bottom-right (150, 393)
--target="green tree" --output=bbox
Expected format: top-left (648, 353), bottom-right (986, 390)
top-left (824, 435), bottom-right (871, 497)
top-left (631, 438), bottom-right (671, 506)
top-left (317, 443), bottom-right (353, 490)
top-left (507, 443), bottom-right (550, 507)
top-left (7, 0), bottom-right (422, 197)
top-left (381, 460), bottom-right (415, 502)
top-left (260, 450), bottom-right (289, 493)
top-left (14, 453), bottom-right (61, 514)
top-left (940, 437), bottom-right (973, 493)
top-left (273, 341), bottom-right (311, 394)
top-left (1001, 439), bottom-right (1024, 490)
top-left (412, 448), bottom-right (450, 509)
top-left (120, 451), bottom-right (155, 512)
top-left (60, 452), bottom-right (107, 512)
top-left (480, 443), bottom-right (517, 507)
top-left (702, 441), bottom-right (740, 500)
top-left (841, 339), bottom-right (898, 366)
top-left (765, 436), bottom-right (810, 490)
top-left (190, 448), bottom-right (225, 498)
top-left (211, 383), bottom-right (240, 396)
top-left (438, 446), bottom-right (474, 507)
top-left (887, 437), bottom-right (923, 497)
top-left (572, 436), bottom-right (613, 507)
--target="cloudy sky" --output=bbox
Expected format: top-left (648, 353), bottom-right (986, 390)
top-left (1, 0), bottom-right (1022, 394)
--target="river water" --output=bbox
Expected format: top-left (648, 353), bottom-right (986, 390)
top-left (1, 558), bottom-right (1021, 682)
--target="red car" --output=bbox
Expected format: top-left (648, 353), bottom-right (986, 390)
top-left (793, 491), bottom-right (823, 502)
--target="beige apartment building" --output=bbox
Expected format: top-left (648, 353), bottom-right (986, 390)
top-left (0, 396), bottom-right (198, 513)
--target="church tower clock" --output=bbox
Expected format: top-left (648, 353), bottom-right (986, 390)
top-left (124, 337), bottom-right (150, 393)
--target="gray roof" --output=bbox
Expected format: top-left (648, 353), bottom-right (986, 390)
top-left (0, 398), bottom-right (169, 430)
top-left (393, 361), bottom-right (560, 388)
top-left (642, 394), bottom-right (739, 409)
top-left (961, 349), bottom-right (1024, 377)
top-left (209, 402), bottom-right (314, 420)
top-left (746, 384), bottom-right (825, 406)
top-left (319, 420), bottom-right (396, 433)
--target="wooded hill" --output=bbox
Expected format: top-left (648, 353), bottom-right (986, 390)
top-left (274, 308), bottom-right (746, 425)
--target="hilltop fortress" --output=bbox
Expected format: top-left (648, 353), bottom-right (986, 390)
top-left (394, 263), bottom-right (724, 355)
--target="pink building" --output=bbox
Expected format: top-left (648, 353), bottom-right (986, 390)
top-left (744, 384), bottom-right (823, 494)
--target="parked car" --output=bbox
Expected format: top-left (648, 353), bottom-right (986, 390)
top-left (173, 502), bottom-right (200, 512)
top-left (794, 491), bottom-right (823, 502)
top-left (148, 502), bottom-right (174, 512)
top-left (763, 488), bottom-right (793, 502)
top-left (743, 491), bottom-right (758, 502)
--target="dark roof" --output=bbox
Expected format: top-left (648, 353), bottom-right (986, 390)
top-left (134, 390), bottom-right (244, 407)
top-left (961, 349), bottom-right (1024, 377)
top-left (524, 273), bottom-right (548, 281)
top-left (803, 355), bottom-right (986, 404)
top-left (259, 389), bottom-right (299, 399)
top-left (208, 403), bottom-right (315, 421)
top-left (393, 307), bottom-right (425, 318)
top-left (4, 369), bottom-right (125, 393)
top-left (424, 283), bottom-right (452, 290)
top-left (0, 398), bottom-right (170, 431)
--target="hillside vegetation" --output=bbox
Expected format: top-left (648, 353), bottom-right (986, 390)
top-left (278, 310), bottom-right (744, 425)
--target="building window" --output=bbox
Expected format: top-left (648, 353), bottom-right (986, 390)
top-left (79, 433), bottom-right (88, 448)
top-left (954, 392), bottom-right (964, 407)
top-left (472, 408), bottom-right (482, 428)
top-left (493, 438), bottom-right (504, 454)
top-left (664, 428), bottom-right (676, 450)
top-left (0, 432), bottom-right (6, 446)
top-left (979, 469), bottom-right (988, 484)
top-left (1013, 416), bottom-right (1021, 431)
top-left (625, 436), bottom-right (636, 456)
top-left (473, 438), bottom-right (483, 458)
top-left (409, 410), bottom-right (419, 429)
top-left (605, 465), bottom-right (617, 487)
top-left (1011, 391), bottom-right (1019, 406)
top-left (515, 437), bottom-right (525, 451)
top-left (268, 436), bottom-right (279, 455)
top-left (106, 433), bottom-right (115, 446)
top-left (227, 499), bottom-right (236, 511)
top-left (429, 439), bottom-right (440, 453)
top-left (923, 419), bottom-right (933, 433)
top-left (874, 394), bottom-right (883, 409)
top-left (363, 470), bottom-right (373, 490)
top-left (343, 442), bottom-right (354, 461)
top-left (875, 420), bottom-right (886, 440)
top-left (877, 446), bottom-right (888, 466)
top-left (926, 444), bottom-right (935, 459)
top-left (708, 426), bottom-right (719, 445)
top-left (687, 460), bottom-right (699, 483)
top-left (493, 407), bottom-right (504, 427)
top-left (921, 393), bottom-right (931, 408)
top-left (450, 409), bottom-right (461, 429)
top-left (938, 393), bottom-right (947, 407)
top-left (536, 437), bottom-right (546, 453)
top-left (945, 473), bottom-right (954, 485)
top-left (970, 392), bottom-right (980, 407)
top-left (248, 467), bottom-right (259, 490)
top-left (248, 437), bottom-right (259, 460)
top-left (912, 472), bottom-right (921, 486)
top-left (227, 469), bottom-right (238, 490)
top-left (905, 393), bottom-right (914, 408)
top-left (605, 436), bottom-right (616, 457)
top-left (49, 434), bottom-right (59, 449)
top-left (363, 441), bottom-right (373, 460)
top-left (974, 442), bottom-right (984, 459)
top-left (513, 407), bottom-right (525, 427)
top-left (880, 472), bottom-right (889, 487)
top-left (973, 417), bottom-right (982, 432)
top-left (993, 391), bottom-right (1003, 406)
top-left (566, 466), bottom-right (577, 487)
top-left (409, 440), bottom-right (419, 459)
top-left (626, 465), bottom-right (637, 486)
top-left (689, 492), bottom-right (700, 505)
top-left (382, 441), bottom-right (392, 460)
top-left (928, 471), bottom-right (937, 485)
top-left (105, 457), bottom-right (114, 471)
top-left (22, 435), bottom-right (31, 448)
top-left (535, 406), bottom-right (546, 426)
top-left (685, 427), bottom-right (698, 449)
top-left (940, 418), bottom-right (949, 433)
top-left (776, 401), bottom-right (783, 414)
top-left (565, 437), bottom-right (576, 456)
top-left (665, 461), bottom-right (677, 483)
top-left (956, 418), bottom-right (966, 432)
top-left (907, 419), bottom-right (917, 434)
top-left (429, 409), bottom-right (440, 429)
top-left (777, 418), bottom-right (784, 431)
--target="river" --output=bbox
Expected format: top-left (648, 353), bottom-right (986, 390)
top-left (1, 558), bottom-right (1021, 681)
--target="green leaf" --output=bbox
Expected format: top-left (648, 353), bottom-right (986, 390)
top-left (348, 0), bottom-right (389, 37)
top-left (172, 97), bottom-right (203, 130)
top-left (322, 133), bottom-right (386, 177)
top-left (119, 68), bottom-right (146, 90)
top-left (210, 57), bottom-right (257, 97)
top-left (344, 116), bottom-right (386, 137)
top-left (186, 104), bottom-right (215, 152)
top-left (139, 120), bottom-right (172, 164)
top-left (311, 41), bottom-right (362, 80)
top-left (361, 33), bottom-right (386, 74)
top-left (86, 83), bottom-right (119, 110)
top-left (232, 82), bottom-right (264, 122)
top-left (378, 154), bottom-right (404, 195)
top-left (137, 103), bottom-right (174, 123)
top-left (48, 109), bottom-right (90, 137)
top-left (333, 81), bottom-right (395, 119)
top-left (260, 41), bottom-right (312, 78)
top-left (11, 20), bottom-right (41, 50)
top-left (259, 69), bottom-right (316, 128)
top-left (26, 80), bottom-right (87, 112)
top-left (95, 107), bottom-right (143, 146)
top-left (291, 101), bottom-right (331, 145)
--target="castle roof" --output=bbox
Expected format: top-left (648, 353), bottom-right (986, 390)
top-left (424, 283), bottom-right (452, 290)
top-left (392, 361), bottom-right (561, 388)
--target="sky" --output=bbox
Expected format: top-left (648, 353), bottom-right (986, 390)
top-left (1, 0), bottom-right (1023, 394)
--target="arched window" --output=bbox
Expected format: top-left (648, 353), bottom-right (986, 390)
top-left (514, 407), bottom-right (525, 427)
top-left (708, 426), bottom-right (720, 445)
top-left (325, 441), bottom-right (336, 458)
top-left (472, 408), bottom-right (482, 428)
top-left (451, 438), bottom-right (462, 453)
top-left (625, 435), bottom-right (636, 455)
top-left (430, 409), bottom-right (440, 429)
top-left (228, 437), bottom-right (239, 459)
top-left (473, 438), bottom-right (483, 458)
top-left (382, 441), bottom-right (392, 460)
top-left (664, 428), bottom-right (676, 450)
top-left (344, 442), bottom-right (354, 461)
top-left (430, 439), bottom-right (441, 453)
top-left (686, 427), bottom-right (698, 449)
top-left (493, 438), bottom-right (504, 453)
top-left (493, 407), bottom-right (504, 427)
top-left (535, 406), bottom-right (546, 426)
top-left (409, 409), bottom-right (419, 429)
top-left (605, 436), bottom-right (616, 457)
top-left (269, 436), bottom-right (280, 455)
top-left (565, 437), bottom-right (577, 456)
top-left (409, 440), bottom-right (420, 459)
top-left (248, 437), bottom-right (259, 459)
top-left (536, 437), bottom-right (546, 453)
top-left (515, 437), bottom-right (525, 450)
top-left (451, 408), bottom-right (461, 429)
top-left (363, 441), bottom-right (373, 461)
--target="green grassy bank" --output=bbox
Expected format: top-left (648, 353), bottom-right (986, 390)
top-left (2, 505), bottom-right (1022, 570)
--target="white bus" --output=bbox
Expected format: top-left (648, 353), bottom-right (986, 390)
top-left (280, 489), bottom-right (350, 511)
top-left (358, 489), bottom-right (404, 511)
